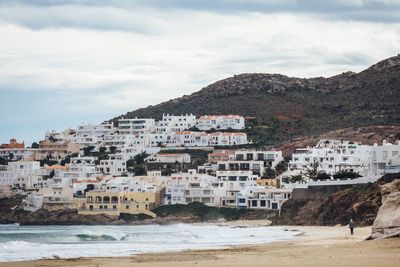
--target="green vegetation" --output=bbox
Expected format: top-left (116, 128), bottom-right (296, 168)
top-left (261, 167), bottom-right (276, 179)
top-left (153, 202), bottom-right (276, 221)
top-left (127, 152), bottom-right (148, 175)
top-left (289, 174), bottom-right (304, 183)
top-left (39, 159), bottom-right (58, 167)
top-left (31, 142), bottom-right (39, 149)
top-left (333, 170), bottom-right (362, 179)
top-left (119, 213), bottom-right (154, 222)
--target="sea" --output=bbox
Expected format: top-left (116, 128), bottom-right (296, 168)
top-left (0, 223), bottom-right (299, 262)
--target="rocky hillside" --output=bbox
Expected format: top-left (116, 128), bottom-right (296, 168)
top-left (111, 55), bottom-right (400, 146)
top-left (277, 174), bottom-right (400, 227)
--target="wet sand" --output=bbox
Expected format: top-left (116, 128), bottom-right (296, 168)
top-left (1, 225), bottom-right (399, 267)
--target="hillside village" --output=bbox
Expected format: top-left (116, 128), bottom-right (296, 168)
top-left (0, 114), bottom-right (399, 220)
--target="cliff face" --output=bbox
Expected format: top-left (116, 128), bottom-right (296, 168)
top-left (277, 183), bottom-right (382, 226)
top-left (371, 179), bottom-right (400, 239)
top-left (111, 55), bottom-right (400, 146)
top-left (277, 174), bottom-right (400, 228)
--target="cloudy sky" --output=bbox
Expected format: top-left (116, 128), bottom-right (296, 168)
top-left (0, 0), bottom-right (399, 145)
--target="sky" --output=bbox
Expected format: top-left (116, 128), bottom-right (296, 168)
top-left (0, 0), bottom-right (399, 146)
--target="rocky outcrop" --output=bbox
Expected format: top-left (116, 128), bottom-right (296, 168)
top-left (0, 198), bottom-right (275, 225)
top-left (371, 179), bottom-right (400, 239)
top-left (277, 183), bottom-right (382, 226)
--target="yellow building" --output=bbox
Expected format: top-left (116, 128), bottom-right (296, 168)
top-left (78, 190), bottom-right (165, 218)
top-left (256, 178), bottom-right (280, 188)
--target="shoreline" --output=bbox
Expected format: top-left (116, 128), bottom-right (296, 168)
top-left (1, 224), bottom-right (399, 267)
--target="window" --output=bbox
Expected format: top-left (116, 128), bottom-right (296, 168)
top-left (126, 205), bottom-right (129, 209)
top-left (260, 200), bottom-right (266, 207)
top-left (251, 200), bottom-right (257, 207)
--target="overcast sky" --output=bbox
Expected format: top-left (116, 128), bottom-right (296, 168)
top-left (0, 0), bottom-right (399, 145)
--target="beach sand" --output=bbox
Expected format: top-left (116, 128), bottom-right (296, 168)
top-left (1, 224), bottom-right (399, 267)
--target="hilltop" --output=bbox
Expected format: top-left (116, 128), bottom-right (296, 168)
top-left (111, 55), bottom-right (400, 146)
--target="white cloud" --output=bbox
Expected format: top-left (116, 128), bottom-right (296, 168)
top-left (0, 2), bottom-right (399, 144)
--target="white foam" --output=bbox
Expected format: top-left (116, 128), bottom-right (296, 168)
top-left (0, 224), bottom-right (298, 262)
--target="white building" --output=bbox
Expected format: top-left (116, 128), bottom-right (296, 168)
top-left (0, 161), bottom-right (41, 189)
top-left (146, 153), bottom-right (191, 164)
top-left (236, 186), bottom-right (292, 210)
top-left (233, 149), bottom-right (284, 169)
top-left (73, 123), bottom-right (115, 149)
top-left (118, 118), bottom-right (155, 147)
top-left (60, 156), bottom-right (98, 182)
top-left (97, 154), bottom-right (127, 176)
top-left (370, 140), bottom-right (400, 175)
top-left (288, 139), bottom-right (371, 176)
top-left (156, 114), bottom-right (197, 134)
top-left (0, 148), bottom-right (36, 161)
top-left (196, 115), bottom-right (245, 131)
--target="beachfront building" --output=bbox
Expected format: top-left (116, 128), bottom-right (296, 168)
top-left (78, 190), bottom-right (163, 218)
top-left (214, 170), bottom-right (258, 207)
top-left (196, 115), bottom-right (245, 131)
top-left (236, 186), bottom-right (292, 210)
top-left (165, 170), bottom-right (218, 205)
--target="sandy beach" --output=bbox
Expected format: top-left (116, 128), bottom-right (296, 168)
top-left (1, 223), bottom-right (399, 267)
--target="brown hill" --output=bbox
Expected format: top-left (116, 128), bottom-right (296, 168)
top-left (111, 55), bottom-right (400, 146)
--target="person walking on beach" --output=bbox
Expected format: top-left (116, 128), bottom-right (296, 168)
top-left (349, 219), bottom-right (355, 235)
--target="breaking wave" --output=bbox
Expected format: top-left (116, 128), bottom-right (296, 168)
top-left (0, 224), bottom-right (300, 262)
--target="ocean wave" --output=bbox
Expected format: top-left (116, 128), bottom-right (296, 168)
top-left (75, 234), bottom-right (123, 241)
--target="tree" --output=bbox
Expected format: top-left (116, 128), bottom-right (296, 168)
top-left (303, 161), bottom-right (319, 180)
top-left (315, 172), bottom-right (331, 180)
top-left (133, 152), bottom-right (148, 165)
top-left (275, 160), bottom-right (287, 174)
top-left (84, 184), bottom-right (95, 194)
top-left (31, 142), bottom-right (40, 149)
top-left (132, 165), bottom-right (146, 176)
top-left (0, 156), bottom-right (7, 165)
top-left (261, 167), bottom-right (276, 179)
top-left (8, 153), bottom-right (14, 160)
top-left (83, 146), bottom-right (95, 156)
top-left (289, 174), bottom-right (304, 183)
top-left (109, 146), bottom-right (117, 154)
top-left (333, 170), bottom-right (361, 179)
top-left (188, 126), bottom-right (201, 132)
top-left (48, 136), bottom-right (56, 142)
top-left (99, 147), bottom-right (107, 153)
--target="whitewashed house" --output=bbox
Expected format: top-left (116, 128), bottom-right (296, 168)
top-left (97, 154), bottom-right (127, 176)
top-left (196, 115), bottom-right (245, 131)
top-left (236, 186), bottom-right (292, 210)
